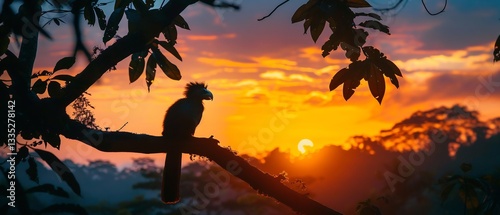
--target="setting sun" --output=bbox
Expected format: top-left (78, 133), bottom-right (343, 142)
top-left (298, 139), bottom-right (314, 154)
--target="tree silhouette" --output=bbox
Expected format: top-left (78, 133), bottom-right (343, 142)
top-left (439, 163), bottom-right (493, 215)
top-left (0, 154), bottom-right (87, 214)
top-left (356, 198), bottom-right (382, 215)
top-left (0, 0), bottom-right (494, 214)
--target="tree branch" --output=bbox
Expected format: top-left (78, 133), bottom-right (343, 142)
top-left (59, 119), bottom-right (342, 215)
top-left (52, 0), bottom-right (199, 108)
top-left (4, 50), bottom-right (40, 109)
top-left (257, 0), bottom-right (289, 21)
top-left (18, 1), bottom-right (41, 89)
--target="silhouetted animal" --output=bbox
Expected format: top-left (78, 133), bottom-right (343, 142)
top-left (161, 82), bottom-right (213, 203)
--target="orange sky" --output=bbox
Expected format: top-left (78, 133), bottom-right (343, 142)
top-left (9, 0), bottom-right (500, 167)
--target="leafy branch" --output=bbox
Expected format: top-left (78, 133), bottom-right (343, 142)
top-left (290, 0), bottom-right (400, 104)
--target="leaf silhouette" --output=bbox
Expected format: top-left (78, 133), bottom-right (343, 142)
top-left (94, 7), bottom-right (107, 31)
top-left (15, 146), bottom-right (29, 165)
top-left (310, 17), bottom-right (326, 43)
top-left (291, 2), bottom-right (314, 23)
top-left (303, 18), bottom-right (312, 34)
top-left (38, 204), bottom-right (88, 215)
top-left (321, 39), bottom-right (335, 57)
top-left (494, 35), bottom-right (500, 62)
top-left (321, 28), bottom-right (345, 57)
top-left (26, 157), bottom-right (39, 183)
top-left (129, 51), bottom-right (148, 83)
top-left (41, 132), bottom-right (61, 149)
top-left (353, 29), bottom-right (368, 47)
top-left (368, 64), bottom-right (385, 104)
top-left (53, 57), bottom-right (76, 73)
top-left (34, 149), bottom-right (81, 196)
top-left (382, 68), bottom-right (399, 88)
top-left (48, 81), bottom-right (62, 98)
top-left (84, 5), bottom-right (96, 26)
top-left (340, 42), bottom-right (361, 62)
top-left (31, 79), bottom-right (47, 94)
top-left (342, 61), bottom-right (366, 101)
top-left (158, 41), bottom-right (182, 61)
top-left (372, 60), bottom-right (399, 88)
top-left (103, 7), bottom-right (125, 44)
top-left (359, 20), bottom-right (390, 35)
top-left (363, 46), bottom-right (402, 88)
top-left (343, 77), bottom-right (357, 101)
top-left (329, 68), bottom-right (349, 91)
top-left (162, 24), bottom-right (178, 43)
top-left (173, 15), bottom-right (190, 30)
top-left (26, 184), bottom-right (69, 198)
top-left (382, 59), bottom-right (402, 77)
top-left (459, 185), bottom-right (480, 209)
top-left (151, 47), bottom-right (182, 80)
top-left (440, 182), bottom-right (456, 203)
top-left (146, 55), bottom-right (157, 92)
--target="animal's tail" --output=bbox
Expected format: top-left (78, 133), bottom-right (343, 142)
top-left (161, 150), bottom-right (182, 204)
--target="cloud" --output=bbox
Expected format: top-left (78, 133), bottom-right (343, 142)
top-left (186, 35), bottom-right (218, 41)
top-left (205, 79), bottom-right (259, 89)
top-left (299, 47), bottom-right (323, 62)
top-left (381, 70), bottom-right (500, 112)
top-left (393, 43), bottom-right (499, 72)
top-left (260, 70), bottom-right (286, 80)
top-left (289, 74), bottom-right (313, 82)
top-left (185, 33), bottom-right (236, 41)
top-left (426, 71), bottom-right (500, 100)
top-left (375, 0), bottom-right (500, 54)
top-left (260, 70), bottom-right (315, 83)
top-left (197, 56), bottom-right (318, 73)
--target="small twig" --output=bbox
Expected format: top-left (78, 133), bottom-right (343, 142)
top-left (422, 0), bottom-right (447, 16)
top-left (372, 0), bottom-right (407, 13)
top-left (71, 7), bottom-right (92, 61)
top-left (160, 0), bottom-right (167, 9)
top-left (41, 9), bottom-right (72, 15)
top-left (257, 0), bottom-right (290, 21)
top-left (117, 122), bottom-right (128, 131)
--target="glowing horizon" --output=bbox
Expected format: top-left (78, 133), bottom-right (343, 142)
top-left (18, 0), bottom-right (500, 167)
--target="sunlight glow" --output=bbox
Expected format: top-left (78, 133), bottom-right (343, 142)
top-left (298, 139), bottom-right (314, 154)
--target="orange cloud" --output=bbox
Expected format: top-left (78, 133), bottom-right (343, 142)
top-left (187, 35), bottom-right (218, 41)
top-left (299, 47), bottom-right (323, 62)
top-left (197, 56), bottom-right (317, 73)
top-left (185, 33), bottom-right (235, 41)
top-left (289, 74), bottom-right (313, 82)
top-left (260, 70), bottom-right (314, 83)
top-left (260, 70), bottom-right (287, 80)
top-left (393, 43), bottom-right (500, 72)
